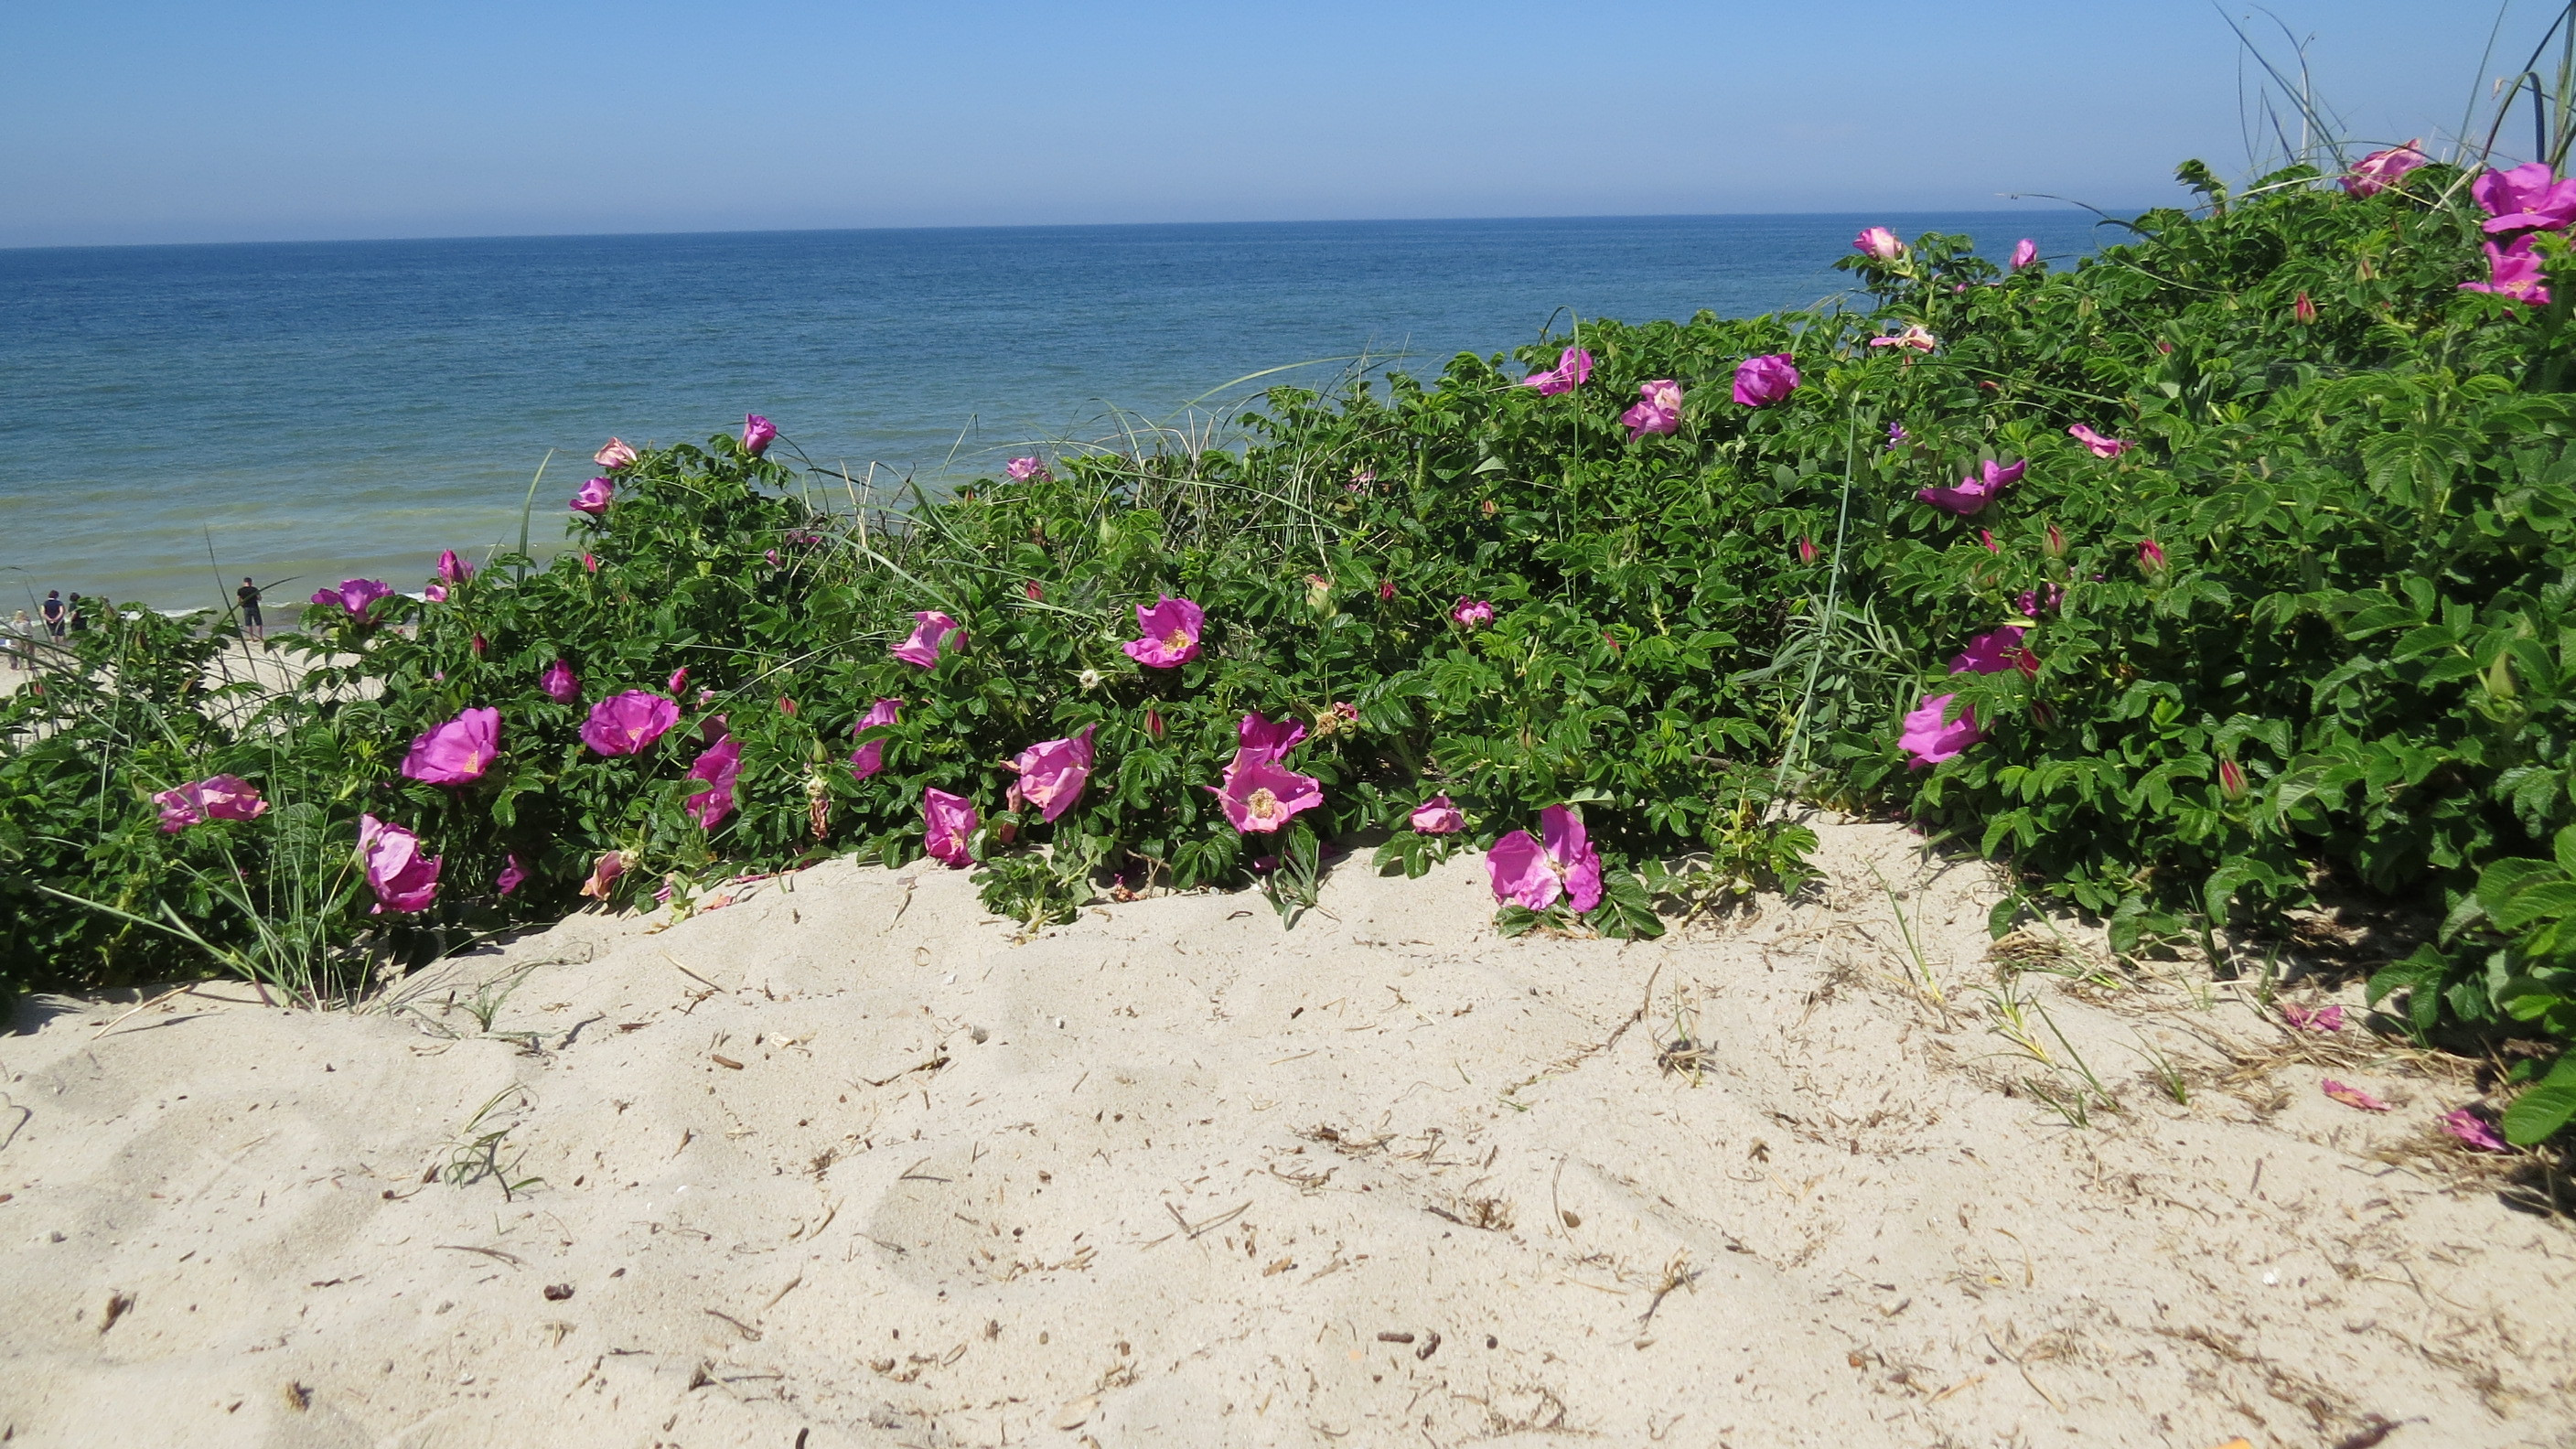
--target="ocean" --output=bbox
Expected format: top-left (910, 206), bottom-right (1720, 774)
top-left (0, 212), bottom-right (2106, 611)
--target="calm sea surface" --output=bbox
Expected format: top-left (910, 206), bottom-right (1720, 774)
top-left (0, 213), bottom-right (2104, 610)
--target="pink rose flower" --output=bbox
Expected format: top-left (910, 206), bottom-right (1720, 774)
top-left (1853, 226), bottom-right (1905, 262)
top-left (891, 610), bottom-right (962, 668)
top-left (1733, 354), bottom-right (1800, 407)
top-left (1949, 627), bottom-right (2037, 679)
top-left (1004, 456), bottom-right (1049, 482)
top-left (850, 697), bottom-right (903, 779)
top-left (422, 584), bottom-right (447, 604)
top-left (1620, 379), bottom-right (1684, 439)
top-left (542, 660), bottom-right (579, 703)
top-left (579, 849), bottom-right (633, 901)
top-left (1010, 724), bottom-right (1099, 822)
top-left (1517, 346), bottom-right (1594, 396)
top-left (2343, 140), bottom-right (2426, 198)
top-left (2474, 161), bottom-right (2576, 236)
top-left (401, 706), bottom-right (501, 785)
top-left (1867, 324), bottom-right (1937, 352)
top-left (1916, 459), bottom-right (2026, 516)
top-left (2067, 424), bottom-right (2132, 457)
top-left (1234, 712), bottom-right (1306, 767)
top-left (742, 413), bottom-right (777, 456)
top-left (685, 735), bottom-right (742, 830)
top-left (2462, 237), bottom-right (2552, 305)
top-left (1486, 804), bottom-right (1604, 912)
top-left (1410, 794), bottom-right (1465, 834)
top-left (2010, 238), bottom-right (2039, 270)
top-left (359, 813), bottom-right (440, 915)
top-left (1451, 597), bottom-right (1495, 628)
top-left (581, 691), bottom-right (679, 757)
top-left (1208, 757), bottom-right (1322, 834)
top-left (2138, 539), bottom-right (2167, 575)
top-left (153, 774), bottom-right (267, 832)
top-left (436, 550), bottom-right (473, 585)
top-left (595, 438), bottom-right (637, 470)
top-left (1900, 692), bottom-right (1985, 768)
top-left (1122, 595), bottom-right (1204, 668)
top-left (571, 477), bottom-right (616, 515)
top-left (497, 853), bottom-right (528, 897)
top-left (924, 788), bottom-right (979, 867)
top-left (309, 578), bottom-right (393, 619)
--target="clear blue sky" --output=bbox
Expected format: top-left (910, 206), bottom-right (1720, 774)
top-left (0, 1), bottom-right (2538, 247)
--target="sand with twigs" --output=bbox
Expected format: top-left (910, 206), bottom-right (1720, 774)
top-left (2, 817), bottom-right (2571, 1448)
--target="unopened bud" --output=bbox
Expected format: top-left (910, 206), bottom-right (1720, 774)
top-left (1797, 536), bottom-right (1819, 566)
top-left (2044, 523), bottom-right (2066, 559)
top-left (2488, 651), bottom-right (2518, 701)
top-left (2218, 757), bottom-right (2247, 800)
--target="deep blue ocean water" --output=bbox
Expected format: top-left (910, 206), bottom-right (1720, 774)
top-left (0, 212), bottom-right (2105, 610)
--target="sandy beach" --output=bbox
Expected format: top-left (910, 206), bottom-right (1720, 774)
top-left (2, 817), bottom-right (2567, 1448)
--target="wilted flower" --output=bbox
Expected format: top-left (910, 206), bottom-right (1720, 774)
top-left (309, 578), bottom-right (393, 619)
top-left (892, 610), bottom-right (963, 668)
top-left (594, 438), bottom-right (638, 470)
top-left (1620, 379), bottom-right (1684, 438)
top-left (402, 706), bottom-right (501, 785)
top-left (1004, 456), bottom-right (1049, 483)
top-left (1852, 226), bottom-right (1905, 262)
top-left (1916, 459), bottom-right (2027, 516)
top-left (1900, 692), bottom-right (1986, 768)
top-left (923, 788), bottom-right (980, 867)
top-left (1517, 346), bottom-right (1594, 396)
top-left (571, 477), bottom-right (616, 515)
top-left (685, 735), bottom-right (742, 829)
top-left (1486, 805), bottom-right (1605, 913)
top-left (2343, 140), bottom-right (2426, 197)
top-left (497, 853), bottom-right (527, 897)
top-left (1010, 725), bottom-right (1099, 822)
top-left (1949, 627), bottom-right (2037, 678)
top-left (1122, 595), bottom-right (1204, 668)
top-left (2281, 1001), bottom-right (2343, 1032)
top-left (849, 697), bottom-right (903, 779)
top-left (1797, 537), bottom-right (1819, 566)
top-left (2474, 161), bottom-right (2576, 235)
top-left (2218, 757), bottom-right (2249, 800)
top-left (581, 691), bottom-right (680, 756)
top-left (2138, 539), bottom-right (2167, 575)
top-left (2461, 237), bottom-right (2552, 305)
top-left (1867, 323), bottom-right (1938, 353)
top-left (359, 813), bottom-right (440, 915)
top-left (579, 849), bottom-right (633, 901)
top-left (2010, 238), bottom-right (2040, 270)
top-left (154, 774), bottom-right (267, 832)
top-left (2066, 424), bottom-right (2132, 459)
top-left (1411, 794), bottom-right (1465, 834)
top-left (2321, 1079), bottom-right (2392, 1112)
top-left (1733, 354), bottom-right (1800, 407)
top-left (1078, 667), bottom-right (1104, 691)
top-left (742, 413), bottom-right (777, 456)
top-left (1208, 757), bottom-right (1322, 834)
top-left (2440, 1107), bottom-right (2509, 1152)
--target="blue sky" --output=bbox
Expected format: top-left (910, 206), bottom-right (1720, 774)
top-left (0, 1), bottom-right (2537, 246)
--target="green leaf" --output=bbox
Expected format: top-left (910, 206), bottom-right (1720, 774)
top-left (2502, 1052), bottom-right (2576, 1146)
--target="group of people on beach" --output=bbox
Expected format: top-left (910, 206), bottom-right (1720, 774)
top-left (6, 589), bottom-right (90, 671)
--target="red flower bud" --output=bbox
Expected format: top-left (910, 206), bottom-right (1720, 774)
top-left (2293, 291), bottom-right (2316, 325)
top-left (2218, 757), bottom-right (2247, 800)
top-left (778, 695), bottom-right (798, 715)
top-left (1024, 580), bottom-right (1042, 601)
top-left (2138, 539), bottom-right (2166, 575)
top-left (2044, 523), bottom-right (2066, 558)
top-left (470, 634), bottom-right (487, 657)
top-left (1797, 536), bottom-right (1819, 565)
top-left (1378, 578), bottom-right (1396, 602)
top-left (1979, 529), bottom-right (1999, 553)
top-left (1145, 705), bottom-right (1165, 741)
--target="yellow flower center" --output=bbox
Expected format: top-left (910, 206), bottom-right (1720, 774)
top-left (1246, 788), bottom-right (1281, 820)
top-left (1164, 628), bottom-right (1191, 651)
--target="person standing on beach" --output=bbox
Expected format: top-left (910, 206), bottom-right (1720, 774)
top-left (6, 611), bottom-right (30, 671)
top-left (40, 590), bottom-right (65, 641)
top-left (66, 594), bottom-right (90, 634)
top-left (237, 577), bottom-right (265, 644)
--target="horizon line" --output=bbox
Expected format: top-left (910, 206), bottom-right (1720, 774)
top-left (0, 203), bottom-right (2163, 256)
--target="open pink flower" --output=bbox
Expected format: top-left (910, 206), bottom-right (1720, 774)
top-left (1917, 459), bottom-right (2026, 516)
top-left (1619, 379), bottom-right (1684, 438)
top-left (402, 706), bottom-right (501, 785)
top-left (1486, 805), bottom-right (1604, 913)
top-left (497, 853), bottom-right (528, 897)
top-left (1234, 712), bottom-right (1307, 767)
top-left (571, 477), bottom-right (616, 515)
top-left (359, 813), bottom-right (440, 915)
top-left (2068, 424), bottom-right (2132, 457)
top-left (2440, 1108), bottom-right (2509, 1152)
top-left (742, 413), bottom-right (776, 456)
top-left (891, 610), bottom-right (962, 668)
top-left (685, 735), bottom-right (742, 829)
top-left (2281, 1003), bottom-right (2345, 1033)
top-left (579, 849), bottom-right (633, 901)
top-left (310, 578), bottom-right (393, 619)
top-left (1010, 724), bottom-right (1099, 822)
top-left (850, 697), bottom-right (903, 779)
top-left (581, 691), bottom-right (679, 756)
top-left (542, 660), bottom-right (579, 703)
top-left (1867, 324), bottom-right (1938, 352)
top-left (436, 550), bottom-right (473, 586)
top-left (1900, 692), bottom-right (1985, 768)
top-left (2462, 237), bottom-right (2552, 305)
top-left (595, 438), bottom-right (638, 470)
top-left (1451, 596), bottom-right (1495, 628)
top-left (1949, 627), bottom-right (2037, 678)
top-left (154, 774), bottom-right (267, 832)
top-left (1208, 757), bottom-right (1322, 834)
top-left (1517, 346), bottom-right (1594, 396)
top-left (1733, 353), bottom-right (1800, 407)
top-left (2343, 140), bottom-right (2426, 198)
top-left (1004, 456), bottom-right (1049, 482)
top-left (1411, 794), bottom-right (1465, 834)
top-left (2322, 1079), bottom-right (2392, 1112)
top-left (2474, 161), bottom-right (2576, 235)
top-left (1122, 595), bottom-right (1204, 668)
top-left (2010, 238), bottom-right (2039, 270)
top-left (923, 788), bottom-right (979, 867)
top-left (1853, 226), bottom-right (1905, 262)
top-left (422, 584), bottom-right (448, 604)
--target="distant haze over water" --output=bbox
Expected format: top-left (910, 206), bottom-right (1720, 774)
top-left (0, 212), bottom-right (2103, 610)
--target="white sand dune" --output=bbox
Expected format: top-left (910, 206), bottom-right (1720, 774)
top-left (3, 819), bottom-right (2570, 1447)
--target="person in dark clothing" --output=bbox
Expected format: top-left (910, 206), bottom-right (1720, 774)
top-left (39, 590), bottom-right (65, 640)
top-left (237, 577), bottom-right (265, 643)
top-left (65, 594), bottom-right (89, 633)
